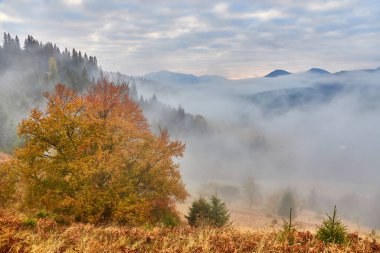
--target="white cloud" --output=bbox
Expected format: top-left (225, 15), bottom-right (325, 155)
top-left (212, 2), bottom-right (229, 15)
top-left (0, 11), bottom-right (22, 23)
top-left (63, 0), bottom-right (83, 6)
top-left (307, 1), bottom-right (354, 11)
top-left (242, 9), bottom-right (287, 21)
top-left (212, 3), bottom-right (286, 21)
top-left (0, 0), bottom-right (379, 78)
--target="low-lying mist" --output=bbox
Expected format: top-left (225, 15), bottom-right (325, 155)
top-left (131, 69), bottom-right (380, 228)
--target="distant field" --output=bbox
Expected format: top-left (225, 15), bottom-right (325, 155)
top-left (177, 202), bottom-right (372, 234)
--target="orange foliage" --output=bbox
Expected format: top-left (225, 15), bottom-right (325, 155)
top-left (3, 78), bottom-right (187, 225)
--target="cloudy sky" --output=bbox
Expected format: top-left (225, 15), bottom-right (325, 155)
top-left (1, 0), bottom-right (380, 78)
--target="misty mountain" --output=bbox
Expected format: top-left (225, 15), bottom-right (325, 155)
top-left (247, 83), bottom-right (343, 114)
top-left (139, 95), bottom-right (209, 138)
top-left (107, 71), bottom-right (210, 137)
top-left (265, 69), bottom-right (292, 78)
top-left (305, 68), bottom-right (330, 75)
top-left (143, 70), bottom-right (227, 84)
top-left (334, 66), bottom-right (380, 75)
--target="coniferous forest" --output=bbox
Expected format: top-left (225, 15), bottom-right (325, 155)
top-left (0, 33), bottom-right (100, 151)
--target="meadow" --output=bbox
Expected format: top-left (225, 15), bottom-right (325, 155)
top-left (1, 210), bottom-right (380, 253)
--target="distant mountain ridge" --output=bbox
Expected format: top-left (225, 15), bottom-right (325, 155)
top-left (143, 70), bottom-right (227, 84)
top-left (143, 66), bottom-right (380, 83)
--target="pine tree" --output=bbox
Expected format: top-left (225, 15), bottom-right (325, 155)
top-left (316, 206), bottom-right (347, 244)
top-left (186, 196), bottom-right (230, 227)
top-left (242, 176), bottom-right (260, 209)
top-left (186, 198), bottom-right (211, 227)
top-left (209, 196), bottom-right (230, 227)
top-left (278, 189), bottom-right (297, 217)
top-left (15, 36), bottom-right (21, 50)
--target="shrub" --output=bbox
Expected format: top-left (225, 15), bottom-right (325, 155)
top-left (186, 196), bottom-right (230, 227)
top-left (21, 218), bottom-right (37, 228)
top-left (161, 213), bottom-right (181, 228)
top-left (316, 205), bottom-right (347, 244)
top-left (36, 211), bottom-right (49, 219)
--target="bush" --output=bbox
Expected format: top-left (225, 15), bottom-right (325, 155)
top-left (316, 206), bottom-right (347, 244)
top-left (36, 211), bottom-right (49, 219)
top-left (21, 218), bottom-right (37, 228)
top-left (186, 196), bottom-right (230, 227)
top-left (161, 213), bottom-right (181, 228)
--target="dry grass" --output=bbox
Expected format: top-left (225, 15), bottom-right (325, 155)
top-left (1, 211), bottom-right (380, 253)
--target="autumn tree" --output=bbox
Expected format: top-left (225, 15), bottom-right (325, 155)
top-left (0, 160), bottom-right (18, 208)
top-left (2, 78), bottom-right (188, 225)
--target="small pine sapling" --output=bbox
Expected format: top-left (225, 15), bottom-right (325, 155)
top-left (316, 205), bottom-right (347, 244)
top-left (278, 208), bottom-right (298, 245)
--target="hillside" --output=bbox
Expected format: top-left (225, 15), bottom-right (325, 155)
top-left (0, 34), bottom-right (101, 151)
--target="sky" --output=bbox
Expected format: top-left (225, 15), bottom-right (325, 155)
top-left (1, 0), bottom-right (380, 79)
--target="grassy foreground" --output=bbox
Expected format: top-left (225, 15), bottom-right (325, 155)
top-left (1, 212), bottom-right (380, 253)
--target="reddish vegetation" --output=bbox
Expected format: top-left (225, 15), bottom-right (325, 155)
top-left (1, 211), bottom-right (380, 253)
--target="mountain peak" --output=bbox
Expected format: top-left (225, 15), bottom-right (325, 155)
top-left (265, 69), bottom-right (292, 78)
top-left (306, 68), bottom-right (330, 75)
top-left (143, 70), bottom-right (198, 84)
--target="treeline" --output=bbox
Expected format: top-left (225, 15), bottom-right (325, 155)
top-left (0, 33), bottom-right (101, 151)
top-left (139, 94), bottom-right (208, 137)
top-left (0, 33), bottom-right (100, 91)
top-left (108, 71), bottom-right (209, 137)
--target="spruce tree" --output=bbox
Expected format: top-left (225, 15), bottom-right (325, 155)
top-left (186, 196), bottom-right (230, 227)
top-left (209, 196), bottom-right (230, 227)
top-left (278, 190), bottom-right (297, 217)
top-left (185, 197), bottom-right (211, 227)
top-left (316, 206), bottom-right (347, 244)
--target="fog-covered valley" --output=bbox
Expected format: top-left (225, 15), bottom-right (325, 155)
top-left (125, 68), bottom-right (380, 227)
top-left (2, 34), bottom-right (380, 228)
